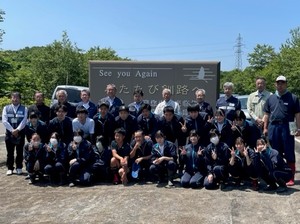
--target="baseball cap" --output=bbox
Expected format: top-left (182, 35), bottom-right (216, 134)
top-left (131, 163), bottom-right (140, 179)
top-left (276, 75), bottom-right (287, 82)
top-left (98, 100), bottom-right (109, 108)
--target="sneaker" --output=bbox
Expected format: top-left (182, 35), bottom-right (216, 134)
top-left (276, 186), bottom-right (288, 193)
top-left (286, 179), bottom-right (294, 186)
top-left (168, 180), bottom-right (174, 187)
top-left (28, 179), bottom-right (35, 185)
top-left (69, 182), bottom-right (75, 187)
top-left (6, 170), bottom-right (13, 176)
top-left (251, 180), bottom-right (259, 191)
top-left (25, 175), bottom-right (30, 180)
top-left (16, 168), bottom-right (23, 175)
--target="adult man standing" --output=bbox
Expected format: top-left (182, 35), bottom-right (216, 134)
top-left (76, 89), bottom-right (97, 119)
top-left (216, 82), bottom-right (241, 121)
top-left (195, 89), bottom-right (214, 118)
top-left (50, 90), bottom-right (76, 119)
top-left (27, 91), bottom-right (50, 124)
top-left (154, 88), bottom-right (181, 117)
top-left (100, 84), bottom-right (123, 118)
top-left (2, 92), bottom-right (28, 175)
top-left (263, 75), bottom-right (300, 186)
top-left (247, 77), bottom-right (271, 130)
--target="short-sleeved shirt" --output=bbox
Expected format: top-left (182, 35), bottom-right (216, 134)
top-left (264, 91), bottom-right (300, 123)
top-left (111, 140), bottom-right (131, 158)
top-left (72, 117), bottom-right (95, 135)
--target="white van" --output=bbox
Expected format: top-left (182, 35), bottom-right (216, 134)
top-left (50, 85), bottom-right (89, 107)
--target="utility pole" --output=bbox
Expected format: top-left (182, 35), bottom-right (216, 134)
top-left (234, 33), bottom-right (244, 70)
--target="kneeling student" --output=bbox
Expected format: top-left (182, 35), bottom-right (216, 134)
top-left (149, 131), bottom-right (177, 187)
top-left (180, 130), bottom-right (207, 188)
top-left (256, 137), bottom-right (293, 192)
top-left (24, 133), bottom-right (46, 184)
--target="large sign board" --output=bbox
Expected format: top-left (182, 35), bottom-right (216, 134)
top-left (89, 61), bottom-right (220, 116)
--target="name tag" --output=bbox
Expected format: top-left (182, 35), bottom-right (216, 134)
top-left (11, 118), bottom-right (18, 124)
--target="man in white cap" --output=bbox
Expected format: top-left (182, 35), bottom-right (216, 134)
top-left (263, 75), bottom-right (300, 186)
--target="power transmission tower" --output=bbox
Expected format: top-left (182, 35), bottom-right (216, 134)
top-left (234, 33), bottom-right (244, 70)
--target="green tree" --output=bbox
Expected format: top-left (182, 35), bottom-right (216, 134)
top-left (278, 27), bottom-right (300, 96)
top-left (0, 9), bottom-right (5, 44)
top-left (31, 31), bottom-right (86, 97)
top-left (247, 44), bottom-right (277, 71)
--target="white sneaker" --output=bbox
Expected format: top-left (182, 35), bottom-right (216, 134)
top-left (16, 168), bottom-right (23, 175)
top-left (6, 170), bottom-right (13, 176)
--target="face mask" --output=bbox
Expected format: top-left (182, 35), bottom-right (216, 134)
top-left (33, 141), bottom-right (40, 147)
top-left (96, 141), bottom-right (104, 153)
top-left (50, 138), bottom-right (58, 146)
top-left (74, 136), bottom-right (82, 143)
top-left (210, 136), bottom-right (219, 145)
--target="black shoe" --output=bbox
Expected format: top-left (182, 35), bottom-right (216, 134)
top-left (264, 184), bottom-right (277, 191)
top-left (276, 186), bottom-right (288, 193)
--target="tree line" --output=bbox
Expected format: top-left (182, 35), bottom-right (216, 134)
top-left (1, 16), bottom-right (300, 112)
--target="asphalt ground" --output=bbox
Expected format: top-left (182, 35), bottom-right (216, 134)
top-left (0, 136), bottom-right (300, 224)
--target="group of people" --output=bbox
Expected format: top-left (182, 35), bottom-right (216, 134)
top-left (2, 76), bottom-right (300, 192)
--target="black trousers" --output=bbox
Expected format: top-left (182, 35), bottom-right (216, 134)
top-left (5, 138), bottom-right (24, 170)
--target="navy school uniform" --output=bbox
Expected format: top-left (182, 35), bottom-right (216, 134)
top-left (258, 147), bottom-right (293, 188)
top-left (90, 137), bottom-right (113, 182)
top-left (115, 114), bottom-right (138, 144)
top-left (231, 120), bottom-right (261, 149)
top-left (137, 113), bottom-right (159, 143)
top-left (68, 139), bottom-right (95, 186)
top-left (228, 147), bottom-right (260, 182)
top-left (180, 143), bottom-right (207, 188)
top-left (93, 112), bottom-right (116, 147)
top-left (77, 101), bottom-right (97, 119)
top-left (24, 142), bottom-right (47, 182)
top-left (27, 103), bottom-right (50, 124)
top-left (128, 101), bottom-right (144, 118)
top-left (208, 118), bottom-right (234, 148)
top-left (203, 142), bottom-right (230, 189)
top-left (198, 101), bottom-right (214, 118)
top-left (50, 102), bottom-right (76, 120)
top-left (44, 142), bottom-right (68, 182)
top-left (25, 120), bottom-right (49, 144)
top-left (158, 115), bottom-right (186, 147)
top-left (48, 116), bottom-right (73, 146)
top-left (149, 141), bottom-right (178, 181)
top-left (185, 112), bottom-right (210, 146)
top-left (100, 96), bottom-right (123, 118)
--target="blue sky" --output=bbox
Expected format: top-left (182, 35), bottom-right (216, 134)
top-left (1, 1), bottom-right (299, 71)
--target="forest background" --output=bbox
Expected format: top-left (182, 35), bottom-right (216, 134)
top-left (1, 9), bottom-right (300, 113)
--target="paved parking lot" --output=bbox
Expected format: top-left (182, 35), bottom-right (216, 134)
top-left (0, 137), bottom-right (300, 224)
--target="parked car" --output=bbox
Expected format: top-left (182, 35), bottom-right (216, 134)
top-left (50, 85), bottom-right (89, 107)
top-left (236, 95), bottom-right (250, 120)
